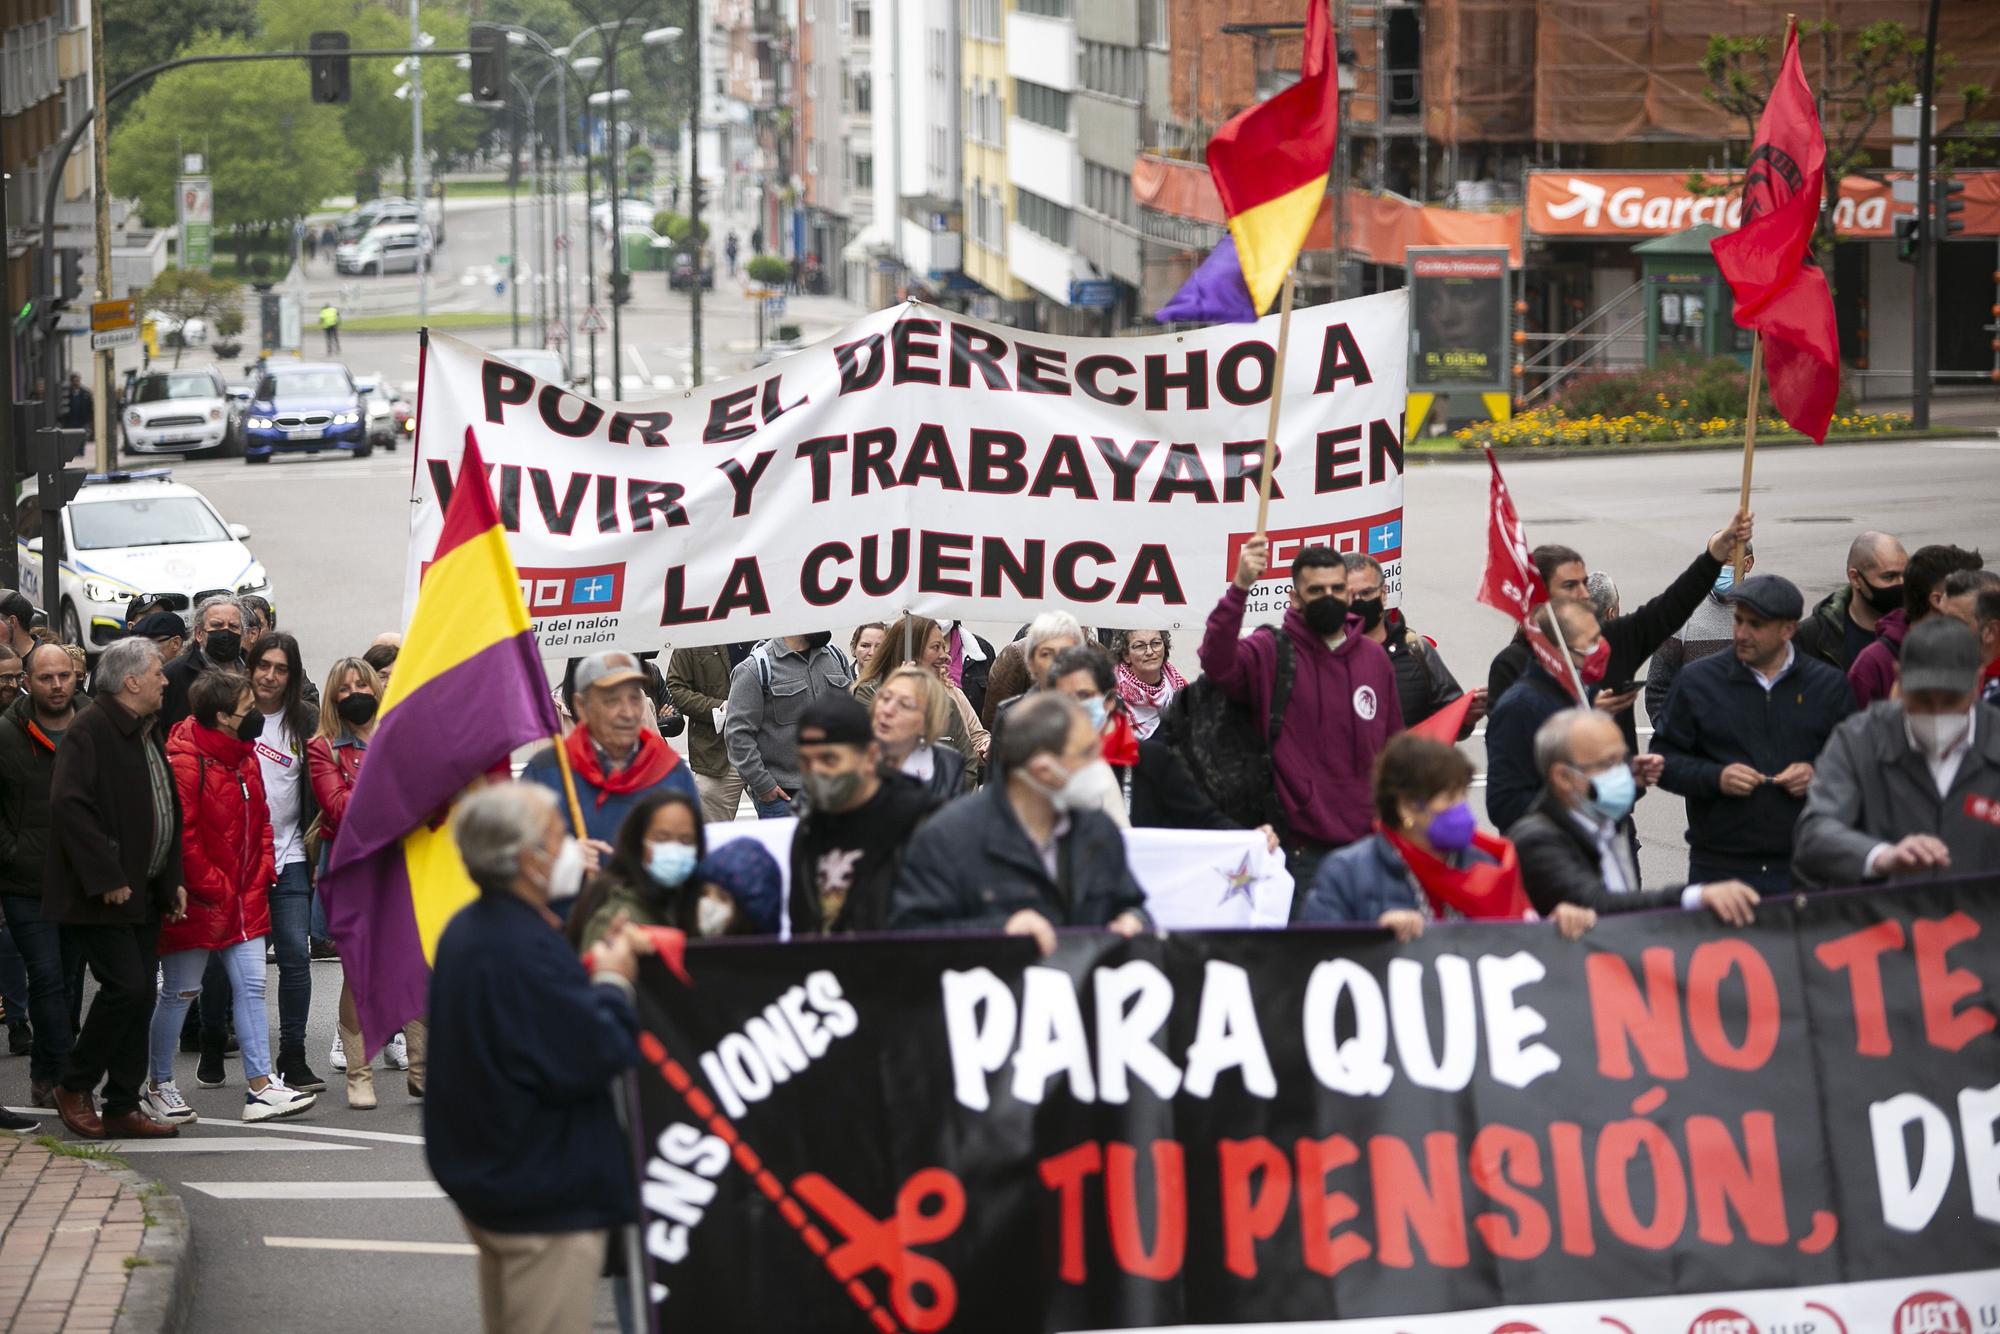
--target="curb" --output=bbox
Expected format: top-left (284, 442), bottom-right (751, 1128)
top-left (1411, 428), bottom-right (1996, 464)
top-left (105, 1160), bottom-right (193, 1334)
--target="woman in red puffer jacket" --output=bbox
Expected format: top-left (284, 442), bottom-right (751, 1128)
top-left (142, 670), bottom-right (315, 1126)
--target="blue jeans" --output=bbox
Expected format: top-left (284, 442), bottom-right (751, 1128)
top-left (753, 793), bottom-right (794, 820)
top-left (0, 924), bottom-right (27, 1029)
top-left (152, 940), bottom-right (272, 1085)
top-left (268, 863), bottom-right (313, 1053)
top-left (1, 895), bottom-right (81, 1084)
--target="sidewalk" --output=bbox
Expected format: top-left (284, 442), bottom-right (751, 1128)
top-left (0, 1134), bottom-right (189, 1334)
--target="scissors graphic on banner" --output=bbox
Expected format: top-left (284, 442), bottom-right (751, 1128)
top-left (792, 1168), bottom-right (966, 1333)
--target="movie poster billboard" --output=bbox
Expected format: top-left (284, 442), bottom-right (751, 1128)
top-left (1408, 247), bottom-right (1509, 393)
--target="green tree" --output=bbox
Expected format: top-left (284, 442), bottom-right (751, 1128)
top-left (109, 34), bottom-right (358, 236)
top-left (102, 0), bottom-right (258, 130)
top-left (142, 269), bottom-right (245, 367)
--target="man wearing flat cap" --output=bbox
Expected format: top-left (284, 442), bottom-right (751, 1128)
top-left (1794, 616), bottom-right (2000, 887)
top-left (1652, 575), bottom-right (1857, 893)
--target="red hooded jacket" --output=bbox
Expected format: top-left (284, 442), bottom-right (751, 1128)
top-left (160, 717), bottom-right (276, 954)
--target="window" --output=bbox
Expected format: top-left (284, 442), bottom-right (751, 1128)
top-left (853, 153), bottom-right (874, 190)
top-left (1016, 0), bottom-right (1069, 16)
top-left (854, 72), bottom-right (872, 112)
top-left (964, 0), bottom-right (1001, 41)
top-left (1015, 188), bottom-right (1071, 245)
top-left (1079, 42), bottom-right (1142, 101)
top-left (1082, 163), bottom-right (1134, 227)
top-left (1140, 0), bottom-right (1167, 49)
top-left (1013, 79), bottom-right (1069, 132)
top-left (852, 3), bottom-right (872, 38)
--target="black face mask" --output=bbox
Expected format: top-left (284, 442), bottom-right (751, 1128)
top-left (800, 631), bottom-right (834, 651)
top-left (1349, 596), bottom-right (1385, 631)
top-left (1301, 596), bottom-right (1349, 636)
top-left (205, 630), bottom-right (242, 663)
top-left (236, 711), bottom-right (265, 743)
top-left (336, 693), bottom-right (380, 726)
top-left (1858, 578), bottom-right (1902, 617)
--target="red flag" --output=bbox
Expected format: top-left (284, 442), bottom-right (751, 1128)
top-left (1711, 28), bottom-right (1838, 443)
top-left (1407, 691), bottom-right (1474, 745)
top-left (1476, 448), bottom-right (1581, 703)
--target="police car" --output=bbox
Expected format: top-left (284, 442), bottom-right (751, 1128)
top-left (16, 469), bottom-right (271, 650)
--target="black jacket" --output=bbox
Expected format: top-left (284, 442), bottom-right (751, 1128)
top-left (161, 641), bottom-right (245, 731)
top-left (1792, 585), bottom-right (1864, 671)
top-left (44, 694), bottom-right (183, 926)
top-left (1650, 648), bottom-right (1857, 862)
top-left (910, 744), bottom-right (968, 802)
top-left (1119, 738), bottom-right (1237, 831)
top-left (0, 692), bottom-right (87, 898)
top-left (425, 892), bottom-right (637, 1233)
top-left (891, 783), bottom-right (1147, 930)
top-left (1508, 789), bottom-right (1688, 917)
top-left (1483, 666), bottom-right (1576, 835)
top-left (1381, 613), bottom-right (1469, 734)
top-left (788, 771), bottom-right (938, 935)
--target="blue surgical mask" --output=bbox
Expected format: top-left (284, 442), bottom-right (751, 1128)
top-left (1082, 696), bottom-right (1108, 731)
top-left (1583, 765), bottom-right (1637, 824)
top-left (646, 841), bottom-right (698, 887)
top-left (1712, 566), bottom-right (1735, 598)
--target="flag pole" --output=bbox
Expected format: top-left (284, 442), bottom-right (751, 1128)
top-left (550, 731), bottom-right (590, 839)
top-left (1255, 265), bottom-right (1296, 535)
top-left (1733, 335), bottom-right (1764, 584)
top-left (1539, 601), bottom-right (1591, 703)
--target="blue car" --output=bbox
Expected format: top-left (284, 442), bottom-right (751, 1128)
top-left (241, 362), bottom-right (371, 463)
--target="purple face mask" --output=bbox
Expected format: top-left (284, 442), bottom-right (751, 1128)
top-left (1425, 801), bottom-right (1478, 852)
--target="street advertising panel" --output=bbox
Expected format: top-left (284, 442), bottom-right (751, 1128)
top-left (1407, 246), bottom-right (1509, 394)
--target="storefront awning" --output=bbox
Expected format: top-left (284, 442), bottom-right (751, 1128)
top-left (1525, 170), bottom-right (2000, 240)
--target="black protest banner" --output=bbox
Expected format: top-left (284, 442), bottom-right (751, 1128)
top-left (629, 879), bottom-right (2000, 1334)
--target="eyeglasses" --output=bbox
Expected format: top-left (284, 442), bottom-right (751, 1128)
top-left (0, 674), bottom-right (22, 688)
top-left (876, 694), bottom-right (922, 715)
top-left (1126, 640), bottom-right (1165, 654)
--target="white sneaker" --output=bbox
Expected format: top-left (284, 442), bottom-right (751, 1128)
top-left (243, 1076), bottom-right (316, 1123)
top-left (142, 1081), bottom-right (197, 1125)
top-left (329, 1035), bottom-right (347, 1072)
top-left (384, 1034), bottom-right (408, 1070)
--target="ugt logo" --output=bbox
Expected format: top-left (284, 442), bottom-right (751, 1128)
top-left (1740, 143), bottom-right (1806, 224)
top-left (1893, 1291), bottom-right (1970, 1334)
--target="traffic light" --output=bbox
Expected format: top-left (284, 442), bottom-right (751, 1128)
top-left (33, 429), bottom-right (86, 510)
top-left (1935, 176), bottom-right (1966, 240)
top-left (310, 32), bottom-right (351, 104)
top-left (1897, 216), bottom-right (1921, 264)
top-left (469, 24), bottom-right (509, 104)
top-left (57, 250), bottom-right (84, 305)
top-left (609, 271), bottom-right (632, 306)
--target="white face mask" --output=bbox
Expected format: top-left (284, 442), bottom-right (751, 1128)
top-left (1049, 758), bottom-right (1120, 814)
top-left (696, 895), bottom-right (733, 937)
top-left (542, 836), bottom-right (586, 901)
top-left (1907, 710), bottom-right (1971, 760)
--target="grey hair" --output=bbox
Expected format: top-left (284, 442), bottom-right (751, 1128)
top-left (97, 637), bottom-right (162, 697)
top-left (193, 594), bottom-right (246, 631)
top-left (453, 782), bottom-right (559, 896)
top-left (1533, 707), bottom-right (1600, 776)
top-left (1024, 611), bottom-right (1085, 658)
top-left (1341, 552), bottom-right (1383, 578)
top-left (999, 691), bottom-right (1085, 776)
top-left (1585, 572), bottom-right (1618, 621)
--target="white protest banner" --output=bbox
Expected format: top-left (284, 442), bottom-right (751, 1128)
top-left (409, 293), bottom-right (1409, 653)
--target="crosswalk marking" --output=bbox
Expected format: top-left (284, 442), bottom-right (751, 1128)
top-left (184, 1180), bottom-right (445, 1200)
top-left (100, 1137), bottom-right (362, 1153)
top-left (239, 1122), bottom-right (427, 1147)
top-left (264, 1236), bottom-right (476, 1256)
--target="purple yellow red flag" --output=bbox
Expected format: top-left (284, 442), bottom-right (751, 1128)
top-left (317, 429), bottom-right (561, 1056)
top-left (1203, 0), bottom-right (1338, 314)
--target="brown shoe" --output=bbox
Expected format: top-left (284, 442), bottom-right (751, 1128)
top-left (100, 1110), bottom-right (178, 1139)
top-left (54, 1086), bottom-right (105, 1140)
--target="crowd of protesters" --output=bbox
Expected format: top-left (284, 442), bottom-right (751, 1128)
top-left (1, 512), bottom-right (1997, 1334)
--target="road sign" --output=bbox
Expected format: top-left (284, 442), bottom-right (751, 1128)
top-left (496, 254), bottom-right (512, 267)
top-left (547, 324), bottom-right (568, 344)
top-left (90, 326), bottom-right (138, 352)
top-left (1069, 279), bottom-right (1118, 308)
top-left (54, 309), bottom-right (89, 333)
top-left (579, 305), bottom-right (607, 335)
top-left (90, 298), bottom-right (135, 332)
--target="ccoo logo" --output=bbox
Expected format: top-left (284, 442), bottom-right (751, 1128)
top-left (1893, 1292), bottom-right (1970, 1334)
top-left (1689, 1310), bottom-right (1759, 1334)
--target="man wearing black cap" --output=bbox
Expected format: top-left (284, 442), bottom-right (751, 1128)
top-left (130, 611), bottom-right (186, 667)
top-left (788, 694), bottom-right (937, 935)
top-left (1795, 617), bottom-right (2000, 886)
top-left (1651, 574), bottom-right (1857, 893)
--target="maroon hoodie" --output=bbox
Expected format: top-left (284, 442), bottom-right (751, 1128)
top-left (1847, 608), bottom-right (1908, 708)
top-left (1198, 584), bottom-right (1404, 847)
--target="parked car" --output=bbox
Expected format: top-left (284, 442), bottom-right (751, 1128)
top-left (336, 196), bottom-right (445, 245)
top-left (15, 469), bottom-right (269, 651)
top-left (669, 248), bottom-right (715, 291)
top-left (491, 347), bottom-right (571, 387)
top-left (336, 222), bottom-right (432, 276)
top-left (352, 375), bottom-right (410, 451)
top-left (120, 366), bottom-right (240, 457)
top-left (591, 198), bottom-right (657, 237)
top-left (240, 363), bottom-right (371, 463)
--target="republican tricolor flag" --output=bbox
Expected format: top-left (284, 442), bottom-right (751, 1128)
top-left (1711, 26), bottom-right (1839, 443)
top-left (1203, 0), bottom-right (1339, 315)
top-left (318, 430), bottom-right (562, 1057)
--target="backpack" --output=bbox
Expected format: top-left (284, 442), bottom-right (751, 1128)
top-left (1159, 630), bottom-right (1296, 837)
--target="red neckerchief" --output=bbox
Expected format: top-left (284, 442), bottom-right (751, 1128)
top-left (1376, 823), bottom-right (1531, 921)
top-left (564, 725), bottom-right (681, 807)
top-left (1100, 709), bottom-right (1140, 768)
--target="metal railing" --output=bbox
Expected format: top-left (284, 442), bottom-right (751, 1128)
top-left (1517, 280), bottom-right (1648, 408)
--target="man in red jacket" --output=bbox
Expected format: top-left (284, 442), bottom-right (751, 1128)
top-left (1199, 538), bottom-right (1403, 899)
